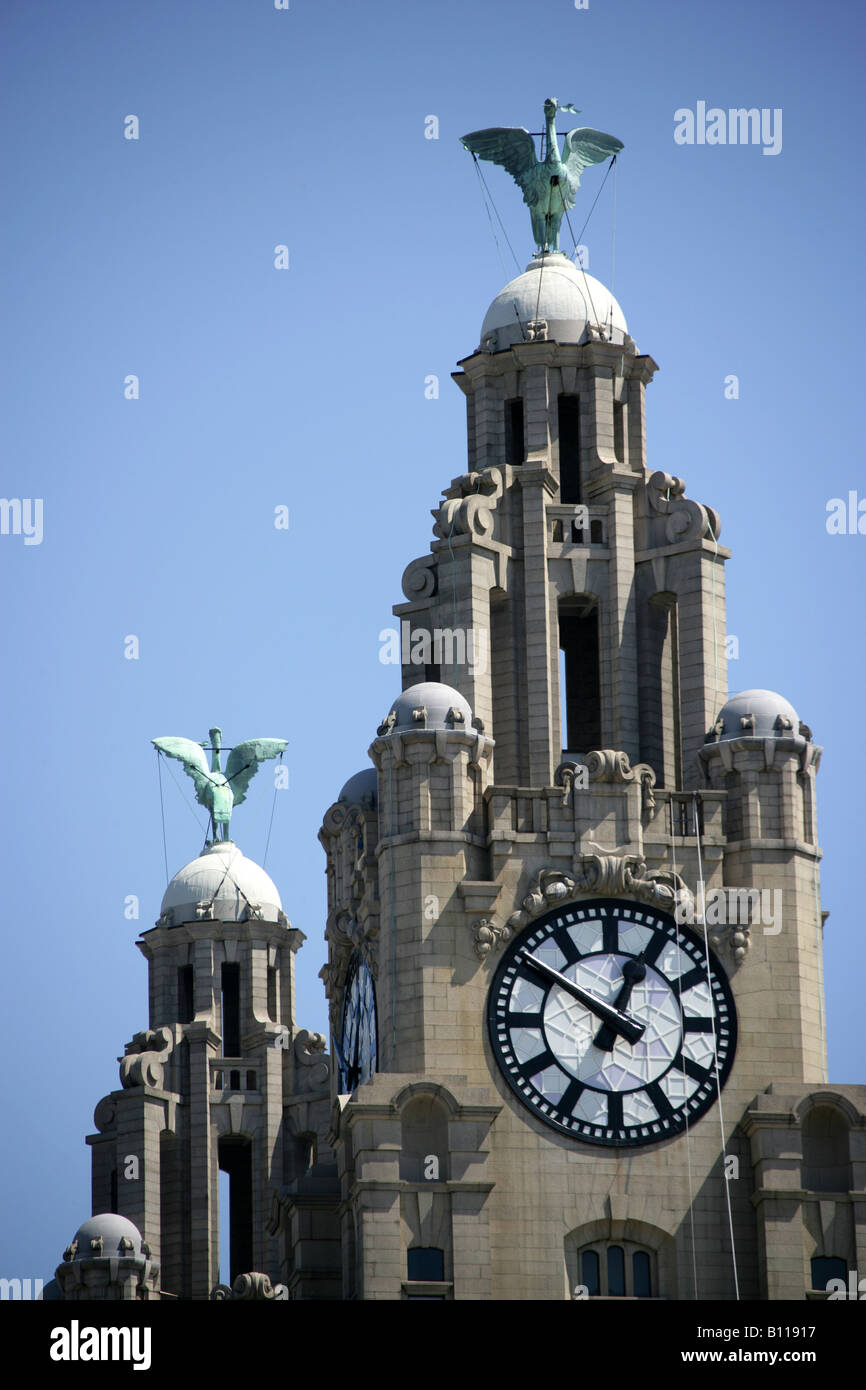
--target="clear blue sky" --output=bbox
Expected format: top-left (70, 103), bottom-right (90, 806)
top-left (2, 0), bottom-right (864, 1284)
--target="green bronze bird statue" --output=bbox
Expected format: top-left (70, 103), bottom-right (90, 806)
top-left (153, 727), bottom-right (287, 843)
top-left (461, 97), bottom-right (622, 254)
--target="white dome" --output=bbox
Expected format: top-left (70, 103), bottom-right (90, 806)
top-left (383, 682), bottom-right (474, 734)
top-left (481, 253), bottom-right (628, 352)
top-left (714, 689), bottom-right (801, 741)
top-left (339, 768), bottom-right (378, 808)
top-left (160, 842), bottom-right (282, 926)
top-left (68, 1214), bottom-right (145, 1260)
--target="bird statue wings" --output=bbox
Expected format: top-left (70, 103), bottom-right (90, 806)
top-left (461, 97), bottom-right (622, 253)
top-left (153, 726), bottom-right (287, 842)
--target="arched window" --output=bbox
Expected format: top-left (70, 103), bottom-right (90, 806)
top-left (572, 1242), bottom-right (654, 1299)
top-left (558, 394), bottom-right (581, 502)
top-left (407, 1248), bottom-right (445, 1281)
top-left (810, 1256), bottom-right (846, 1293)
top-left (405, 1245), bottom-right (449, 1300)
top-left (801, 1106), bottom-right (851, 1192)
top-left (559, 597), bottom-right (601, 755)
top-left (218, 1135), bottom-right (253, 1285)
top-left (400, 1094), bottom-right (449, 1182)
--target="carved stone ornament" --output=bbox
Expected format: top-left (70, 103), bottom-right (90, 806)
top-left (433, 467), bottom-right (503, 542)
top-left (586, 749), bottom-right (656, 818)
top-left (647, 470), bottom-right (721, 544)
top-left (555, 751), bottom-right (656, 818)
top-left (93, 1096), bottom-right (116, 1133)
top-left (401, 554), bottom-right (438, 600)
top-left (505, 861), bottom-right (693, 935)
top-left (294, 1029), bottom-right (330, 1092)
top-left (708, 922), bottom-right (751, 968)
top-left (471, 917), bottom-right (512, 961)
top-left (63, 1240), bottom-right (78, 1263)
top-left (210, 1272), bottom-right (282, 1301)
top-left (118, 1025), bottom-right (173, 1090)
top-left (526, 318), bottom-right (548, 341)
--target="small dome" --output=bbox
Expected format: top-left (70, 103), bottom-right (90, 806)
top-left (481, 253), bottom-right (628, 353)
top-left (713, 689), bottom-right (801, 741)
top-left (381, 681), bottom-right (474, 734)
top-left (68, 1214), bottom-right (145, 1261)
top-left (339, 768), bottom-right (378, 809)
top-left (160, 842), bottom-right (282, 926)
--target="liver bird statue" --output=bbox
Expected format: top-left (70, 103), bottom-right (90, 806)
top-left (153, 727), bottom-right (287, 843)
top-left (461, 97), bottom-right (622, 253)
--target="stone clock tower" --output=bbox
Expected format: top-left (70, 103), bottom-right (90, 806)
top-left (56, 120), bottom-right (865, 1305)
top-left (318, 247), bottom-right (866, 1301)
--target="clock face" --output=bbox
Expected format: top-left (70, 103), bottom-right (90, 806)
top-left (487, 898), bottom-right (737, 1147)
top-left (337, 953), bottom-right (378, 1093)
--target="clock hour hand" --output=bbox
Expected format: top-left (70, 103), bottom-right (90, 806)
top-left (521, 953), bottom-right (646, 1046)
top-left (593, 955), bottom-right (647, 1052)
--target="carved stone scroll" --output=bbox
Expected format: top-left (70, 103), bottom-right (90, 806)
top-left (433, 467), bottom-right (503, 541)
top-left (118, 1026), bottom-right (173, 1090)
top-left (647, 470), bottom-right (721, 544)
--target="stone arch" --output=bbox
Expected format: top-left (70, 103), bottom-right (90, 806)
top-left (564, 1217), bottom-right (675, 1300)
top-left (398, 1090), bottom-right (451, 1182)
top-left (797, 1096), bottom-right (853, 1193)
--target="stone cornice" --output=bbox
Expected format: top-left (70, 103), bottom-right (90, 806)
top-left (138, 920), bottom-right (303, 954)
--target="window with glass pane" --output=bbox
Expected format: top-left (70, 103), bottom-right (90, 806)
top-left (581, 1249), bottom-right (600, 1297)
top-left (407, 1247), bottom-right (445, 1282)
top-left (811, 1256), bottom-right (846, 1291)
top-left (607, 1245), bottom-right (625, 1296)
top-left (633, 1251), bottom-right (652, 1298)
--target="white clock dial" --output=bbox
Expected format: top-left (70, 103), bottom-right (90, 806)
top-left (487, 898), bottom-right (737, 1147)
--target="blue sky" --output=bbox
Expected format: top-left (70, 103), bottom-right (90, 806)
top-left (2, 0), bottom-right (864, 1284)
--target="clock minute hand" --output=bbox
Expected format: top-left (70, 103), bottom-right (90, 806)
top-left (521, 953), bottom-right (646, 1046)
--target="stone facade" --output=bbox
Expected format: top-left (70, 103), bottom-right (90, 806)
top-left (60, 253), bottom-right (865, 1302)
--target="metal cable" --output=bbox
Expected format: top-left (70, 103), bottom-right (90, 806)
top-left (694, 792), bottom-right (741, 1300)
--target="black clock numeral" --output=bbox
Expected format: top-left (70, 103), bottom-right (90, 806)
top-left (607, 1093), bottom-right (624, 1129)
top-left (641, 932), bottom-right (667, 967)
top-left (559, 1077), bottom-right (585, 1115)
top-left (552, 925), bottom-right (580, 965)
top-left (676, 965), bottom-right (707, 993)
top-left (645, 1082), bottom-right (676, 1120)
top-left (672, 1052), bottom-right (711, 1084)
top-left (507, 1011), bottom-right (545, 1028)
top-left (518, 1047), bottom-right (556, 1080)
top-left (602, 918), bottom-right (619, 953)
top-left (682, 1016), bottom-right (715, 1032)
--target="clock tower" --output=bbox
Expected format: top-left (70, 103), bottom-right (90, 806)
top-left (318, 247), bottom-right (866, 1300)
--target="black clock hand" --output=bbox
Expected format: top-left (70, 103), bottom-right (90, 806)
top-left (593, 955), bottom-right (647, 1052)
top-left (521, 952), bottom-right (646, 1046)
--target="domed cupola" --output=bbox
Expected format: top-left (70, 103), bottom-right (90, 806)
top-left (706, 689), bottom-right (810, 743)
top-left (480, 253), bottom-right (629, 354)
top-left (376, 681), bottom-right (475, 736)
top-left (338, 767), bottom-right (378, 810)
top-left (158, 841), bottom-right (284, 927)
